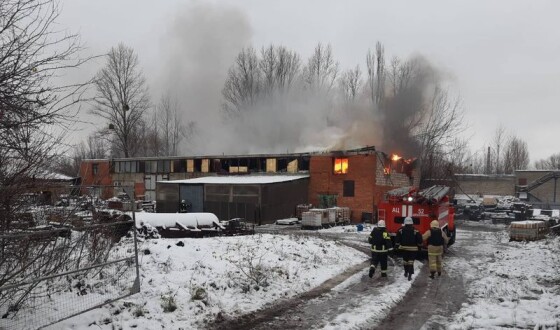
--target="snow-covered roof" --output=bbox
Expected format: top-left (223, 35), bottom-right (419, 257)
top-left (36, 170), bottom-right (76, 181)
top-left (161, 174), bottom-right (310, 185)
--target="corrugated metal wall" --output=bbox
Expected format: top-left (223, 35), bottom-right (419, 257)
top-left (156, 179), bottom-right (309, 224)
top-left (261, 179), bottom-right (309, 224)
top-left (156, 183), bottom-right (180, 213)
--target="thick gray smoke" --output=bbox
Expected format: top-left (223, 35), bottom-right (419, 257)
top-left (158, 4), bottom-right (441, 157)
top-left (157, 3), bottom-right (252, 155)
top-left (380, 56), bottom-right (440, 157)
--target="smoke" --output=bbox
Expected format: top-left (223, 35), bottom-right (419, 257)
top-left (158, 4), bottom-right (443, 157)
top-left (380, 55), bottom-right (440, 157)
top-left (156, 3), bottom-right (252, 154)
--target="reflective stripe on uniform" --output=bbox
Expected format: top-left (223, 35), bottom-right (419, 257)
top-left (399, 245), bottom-right (418, 251)
top-left (371, 247), bottom-right (389, 252)
top-left (428, 252), bottom-right (441, 256)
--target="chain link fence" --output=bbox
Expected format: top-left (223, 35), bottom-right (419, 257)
top-left (0, 185), bottom-right (140, 330)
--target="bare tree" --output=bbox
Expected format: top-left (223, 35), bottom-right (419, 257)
top-left (57, 133), bottom-right (110, 176)
top-left (147, 110), bottom-right (161, 156)
top-left (259, 45), bottom-right (301, 95)
top-left (259, 45), bottom-right (277, 96)
top-left (539, 153), bottom-right (560, 170)
top-left (222, 47), bottom-right (260, 115)
top-left (491, 124), bottom-right (506, 174)
top-left (535, 153), bottom-right (560, 170)
top-left (415, 87), bottom-right (464, 156)
top-left (366, 41), bottom-right (385, 106)
top-left (0, 0), bottom-right (89, 231)
top-left (339, 65), bottom-right (362, 104)
top-left (156, 94), bottom-right (190, 156)
top-left (503, 136), bottom-right (529, 173)
top-left (414, 86), bottom-right (465, 179)
top-left (471, 152), bottom-right (487, 174)
top-left (274, 46), bottom-right (301, 92)
top-left (91, 43), bottom-right (150, 157)
top-left (303, 43), bottom-right (339, 93)
top-left (0, 0), bottom-right (120, 319)
top-left (446, 138), bottom-right (471, 172)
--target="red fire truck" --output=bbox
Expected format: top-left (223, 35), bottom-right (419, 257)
top-left (377, 185), bottom-right (456, 247)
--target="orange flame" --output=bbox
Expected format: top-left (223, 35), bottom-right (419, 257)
top-left (391, 154), bottom-right (402, 161)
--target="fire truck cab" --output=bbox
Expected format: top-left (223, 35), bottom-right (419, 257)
top-left (377, 185), bottom-right (456, 247)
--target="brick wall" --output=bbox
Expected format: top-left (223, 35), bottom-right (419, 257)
top-left (79, 160), bottom-right (113, 199)
top-left (309, 154), bottom-right (377, 222)
top-left (308, 153), bottom-right (419, 223)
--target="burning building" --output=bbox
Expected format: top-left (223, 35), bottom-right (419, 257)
top-left (307, 147), bottom-right (419, 222)
top-left (79, 146), bottom-right (419, 223)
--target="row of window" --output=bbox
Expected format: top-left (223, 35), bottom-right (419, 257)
top-left (106, 157), bottom-right (351, 175)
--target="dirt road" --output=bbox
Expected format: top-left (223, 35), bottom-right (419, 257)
top-left (209, 221), bottom-right (504, 330)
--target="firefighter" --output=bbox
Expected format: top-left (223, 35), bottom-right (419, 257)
top-left (422, 220), bottom-right (449, 279)
top-left (395, 217), bottom-right (422, 281)
top-left (368, 220), bottom-right (393, 278)
top-left (179, 200), bottom-right (188, 213)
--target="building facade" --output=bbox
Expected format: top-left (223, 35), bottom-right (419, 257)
top-left (157, 175), bottom-right (310, 224)
top-left (79, 147), bottom-right (420, 222)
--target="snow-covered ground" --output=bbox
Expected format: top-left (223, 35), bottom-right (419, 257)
top-left (307, 221), bottom-right (560, 330)
top-left (447, 229), bottom-right (560, 329)
top-left (29, 221), bottom-right (560, 329)
top-left (52, 234), bottom-right (367, 329)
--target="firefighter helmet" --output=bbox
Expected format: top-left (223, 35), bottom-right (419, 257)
top-left (430, 220), bottom-right (439, 228)
top-left (404, 217), bottom-right (413, 225)
top-left (377, 220), bottom-right (386, 228)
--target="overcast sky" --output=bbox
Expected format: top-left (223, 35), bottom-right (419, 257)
top-left (59, 0), bottom-right (560, 162)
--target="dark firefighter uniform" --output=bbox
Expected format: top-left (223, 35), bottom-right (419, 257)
top-left (422, 220), bottom-right (449, 279)
top-left (395, 217), bottom-right (423, 281)
top-left (179, 200), bottom-right (189, 213)
top-left (368, 220), bottom-right (393, 278)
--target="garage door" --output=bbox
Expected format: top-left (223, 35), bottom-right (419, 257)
top-left (179, 184), bottom-right (203, 212)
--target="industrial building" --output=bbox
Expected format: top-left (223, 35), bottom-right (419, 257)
top-left (79, 146), bottom-right (420, 224)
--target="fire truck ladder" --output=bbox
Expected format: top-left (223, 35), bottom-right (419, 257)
top-left (418, 185), bottom-right (450, 204)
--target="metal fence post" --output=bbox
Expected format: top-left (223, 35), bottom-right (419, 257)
top-left (131, 196), bottom-right (140, 294)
